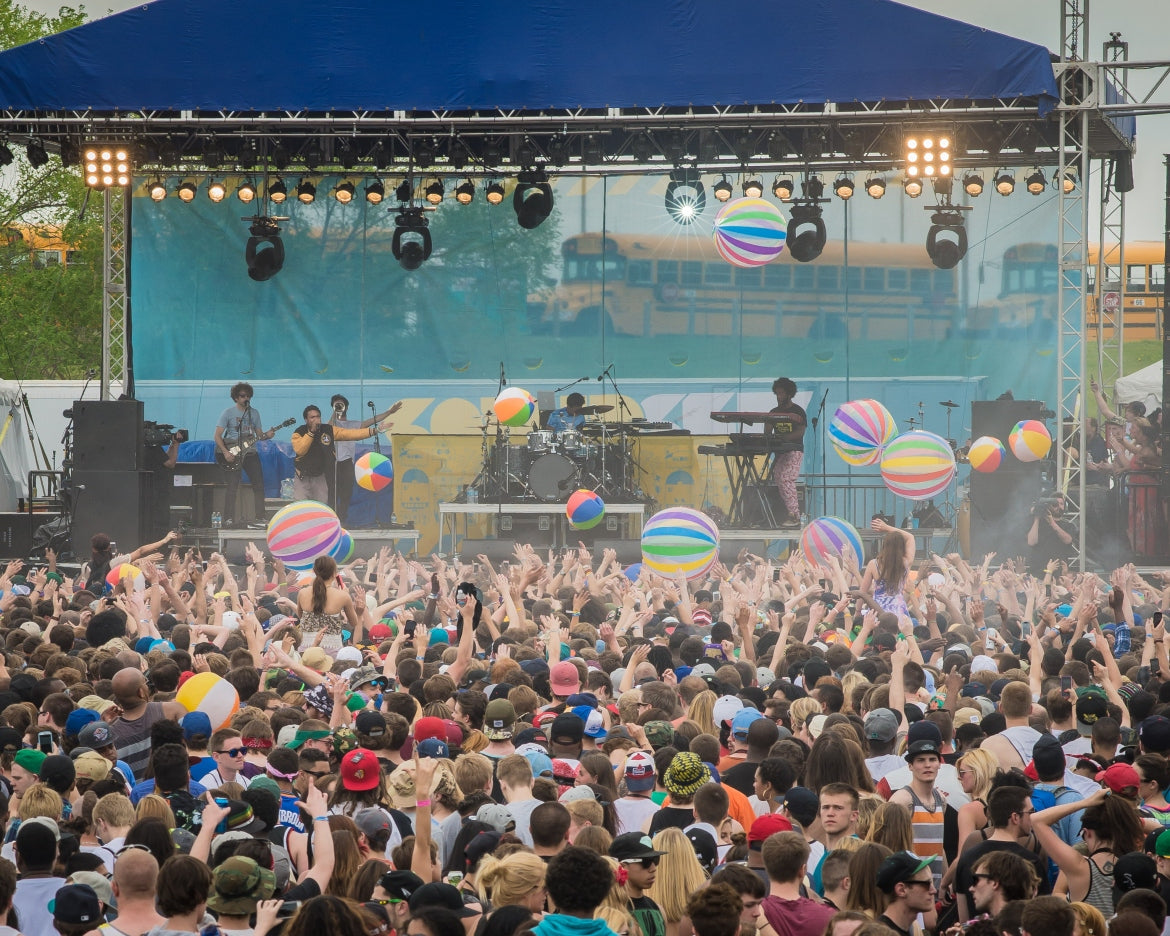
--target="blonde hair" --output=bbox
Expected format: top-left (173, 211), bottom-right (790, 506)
top-left (565, 798), bottom-right (604, 830)
top-left (686, 691), bottom-right (718, 737)
top-left (596, 908), bottom-right (642, 936)
top-left (17, 783), bottom-right (63, 822)
top-left (646, 828), bottom-right (709, 924)
top-left (865, 802), bottom-right (913, 854)
top-left (135, 794), bottom-right (176, 828)
top-left (790, 697), bottom-right (821, 732)
top-left (956, 748), bottom-right (998, 803)
top-left (476, 850), bottom-right (546, 908)
top-left (855, 794), bottom-right (883, 840)
top-left (840, 672), bottom-right (871, 714)
top-left (598, 857), bottom-right (634, 914)
top-left (1070, 902), bottom-right (1108, 936)
top-left (93, 793), bottom-right (136, 829)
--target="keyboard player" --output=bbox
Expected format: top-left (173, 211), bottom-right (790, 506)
top-left (769, 377), bottom-right (807, 524)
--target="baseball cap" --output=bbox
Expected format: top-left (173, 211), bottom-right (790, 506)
top-left (520, 749), bottom-right (554, 779)
top-left (14, 749), bottom-right (46, 776)
top-left (1075, 687), bottom-right (1108, 736)
top-left (66, 872), bottom-right (113, 911)
top-left (77, 722), bottom-right (114, 749)
top-left (0, 727), bottom-right (22, 753)
top-left (610, 832), bottom-right (666, 862)
top-left (643, 720), bottom-right (674, 750)
top-left (623, 750), bottom-right (656, 793)
top-left (340, 749), bottom-right (381, 792)
top-left (1155, 829), bottom-right (1170, 858)
top-left (747, 813), bottom-right (792, 848)
top-left (904, 720), bottom-right (943, 762)
top-left (713, 695), bottom-right (744, 727)
top-left (1140, 716), bottom-right (1170, 755)
top-left (475, 804), bottom-right (515, 833)
top-left (550, 713), bottom-right (585, 745)
top-left (571, 705), bottom-right (607, 740)
top-left (181, 711), bottom-right (213, 741)
top-left (352, 808), bottom-right (393, 841)
top-left (416, 738), bottom-right (450, 759)
top-left (409, 883), bottom-right (478, 918)
top-left (51, 884), bottom-right (102, 925)
top-left (73, 751), bottom-right (111, 782)
top-left (730, 708), bottom-right (765, 740)
top-left (864, 708), bottom-right (899, 743)
top-left (1096, 763), bottom-right (1141, 795)
top-left (483, 699), bottom-right (516, 741)
top-left (685, 827), bottom-right (718, 874)
top-left (379, 870), bottom-right (425, 901)
top-left (550, 661), bottom-right (581, 696)
top-left (64, 709), bottom-right (99, 738)
top-left (355, 711), bottom-right (387, 738)
top-left (876, 851), bottom-right (934, 893)
top-left (783, 786), bottom-right (819, 828)
top-left (1030, 733), bottom-right (1066, 781)
top-left (413, 717), bottom-right (447, 743)
top-left (1112, 851), bottom-right (1157, 896)
top-left (300, 647), bottom-right (330, 671)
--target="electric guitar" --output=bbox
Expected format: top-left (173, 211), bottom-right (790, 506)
top-left (216, 418), bottom-right (295, 470)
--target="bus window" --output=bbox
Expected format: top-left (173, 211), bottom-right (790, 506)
top-left (1153, 265), bottom-right (1165, 290)
top-left (933, 269), bottom-right (956, 295)
top-left (793, 266), bottom-right (815, 290)
top-left (680, 261), bottom-right (702, 287)
top-left (704, 262), bottom-right (731, 286)
top-left (863, 267), bottom-right (885, 291)
top-left (733, 265), bottom-right (762, 289)
top-left (845, 266), bottom-right (861, 291)
top-left (1127, 264), bottom-right (1147, 291)
top-left (764, 265), bottom-right (791, 289)
top-left (33, 250), bottom-right (60, 268)
top-left (910, 269), bottom-right (932, 294)
top-left (564, 254), bottom-right (626, 283)
top-left (1104, 265), bottom-right (1121, 287)
top-left (887, 269), bottom-right (908, 291)
top-left (1087, 267), bottom-right (1096, 291)
top-left (816, 267), bottom-right (839, 291)
top-left (627, 259), bottom-right (653, 286)
top-left (657, 260), bottom-right (679, 283)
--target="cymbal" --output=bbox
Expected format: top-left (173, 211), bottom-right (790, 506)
top-left (939, 400), bottom-right (959, 408)
top-left (578, 404), bottom-right (614, 415)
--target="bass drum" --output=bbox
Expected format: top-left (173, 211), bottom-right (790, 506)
top-left (528, 453), bottom-right (578, 502)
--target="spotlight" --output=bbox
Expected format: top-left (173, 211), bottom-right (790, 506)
top-left (1061, 169), bottom-right (1077, 193)
top-left (25, 140), bottom-right (48, 168)
top-left (833, 175), bottom-right (854, 200)
top-left (772, 176), bottom-right (795, 200)
top-left (664, 168), bottom-right (706, 225)
top-left (925, 209), bottom-right (968, 270)
top-left (994, 170), bottom-right (1015, 195)
top-left (904, 178), bottom-right (923, 198)
top-left (58, 142), bottom-right (79, 167)
top-left (392, 207), bottom-right (432, 271)
top-left (245, 217), bottom-right (285, 282)
top-left (865, 177), bottom-right (886, 199)
top-left (742, 177), bottom-right (764, 198)
top-left (713, 176), bottom-right (733, 202)
top-left (334, 181), bottom-right (355, 204)
top-left (1026, 169), bottom-right (1046, 195)
top-left (963, 173), bottom-right (984, 197)
top-left (207, 179), bottom-right (226, 203)
top-left (237, 180), bottom-right (257, 204)
top-left (296, 180), bottom-right (316, 204)
top-left (82, 145), bottom-right (131, 189)
top-left (395, 180), bottom-right (413, 203)
top-left (0, 143), bottom-right (11, 167)
top-left (147, 178), bottom-right (167, 202)
top-left (804, 177), bottom-right (825, 200)
top-left (454, 179), bottom-right (475, 205)
top-left (365, 181), bottom-right (385, 205)
top-left (177, 180), bottom-right (198, 202)
top-left (786, 202), bottom-right (827, 263)
top-left (268, 179), bottom-right (287, 204)
top-left (513, 170), bottom-right (553, 229)
top-left (932, 176), bottom-right (953, 197)
top-left (424, 178), bottom-right (444, 205)
top-left (485, 180), bottom-right (505, 205)
top-left (905, 132), bottom-right (950, 183)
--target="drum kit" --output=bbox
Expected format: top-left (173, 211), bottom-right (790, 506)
top-left (905, 399), bottom-right (968, 462)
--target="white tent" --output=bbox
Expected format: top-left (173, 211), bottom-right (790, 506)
top-left (0, 381), bottom-right (32, 511)
top-left (1114, 361), bottom-right (1163, 410)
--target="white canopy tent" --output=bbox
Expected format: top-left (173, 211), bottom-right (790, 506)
top-left (0, 381), bottom-right (32, 511)
top-left (1114, 361), bottom-right (1163, 411)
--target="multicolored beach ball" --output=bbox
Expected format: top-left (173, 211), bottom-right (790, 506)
top-left (880, 430), bottom-right (956, 500)
top-left (830, 399), bottom-right (896, 466)
top-left (800, 517), bottom-right (864, 567)
top-left (712, 197), bottom-right (787, 267)
top-left (1008, 420), bottom-right (1051, 462)
top-left (566, 490), bottom-right (605, 530)
top-left (967, 436), bottom-right (1006, 473)
top-left (266, 500), bottom-right (342, 571)
top-left (493, 387), bottom-right (536, 427)
top-left (355, 452), bottom-right (393, 491)
top-left (640, 507), bottom-right (720, 580)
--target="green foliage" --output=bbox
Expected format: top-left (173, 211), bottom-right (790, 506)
top-left (0, 1), bottom-right (85, 52)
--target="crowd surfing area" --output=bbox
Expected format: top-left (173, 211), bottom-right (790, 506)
top-left (1, 534), bottom-right (1170, 936)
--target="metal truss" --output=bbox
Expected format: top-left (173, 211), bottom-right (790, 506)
top-left (1095, 34), bottom-right (1128, 387)
top-left (100, 186), bottom-right (129, 400)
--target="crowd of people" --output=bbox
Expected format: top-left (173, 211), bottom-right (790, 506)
top-left (1, 523), bottom-right (1170, 936)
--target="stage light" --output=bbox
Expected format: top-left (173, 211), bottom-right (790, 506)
top-left (805, 177), bottom-right (825, 199)
top-left (925, 209), bottom-right (968, 270)
top-left (905, 132), bottom-right (951, 183)
top-left (454, 179), bottom-right (475, 205)
top-left (865, 176), bottom-right (886, 199)
top-left (0, 143), bottom-right (12, 167)
top-left (1026, 169), bottom-right (1046, 195)
top-left (963, 173), bottom-right (984, 196)
top-left (1061, 169), bottom-right (1077, 193)
top-left (177, 180), bottom-right (198, 202)
top-left (932, 176), bottom-right (953, 197)
top-left (994, 170), bottom-right (1015, 195)
top-left (772, 176), bottom-right (795, 200)
top-left (395, 180), bottom-right (413, 203)
top-left (147, 178), bottom-right (167, 202)
top-left (424, 178), bottom-right (444, 205)
top-left (237, 180), bottom-right (257, 204)
top-left (664, 168), bottom-right (705, 225)
top-left (268, 179), bottom-right (287, 204)
top-left (786, 202), bottom-right (826, 263)
top-left (26, 140), bottom-right (48, 168)
top-left (365, 181), bottom-right (384, 205)
top-left (58, 142), bottom-right (79, 167)
top-left (83, 145), bottom-right (131, 189)
top-left (392, 207), bottom-right (432, 271)
top-left (713, 175), bottom-right (733, 202)
top-left (485, 180), bottom-right (505, 205)
top-left (296, 180), bottom-right (316, 204)
top-left (207, 179), bottom-right (226, 203)
top-left (334, 181), bottom-right (355, 204)
top-left (513, 170), bottom-right (553, 229)
top-left (245, 217), bottom-right (284, 282)
top-left (833, 175), bottom-right (854, 200)
top-left (904, 178), bottom-right (923, 198)
top-left (742, 177), bottom-right (764, 198)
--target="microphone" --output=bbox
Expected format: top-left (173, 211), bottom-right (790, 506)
top-left (73, 484), bottom-right (86, 492)
top-left (558, 478), bottom-right (572, 490)
top-left (500, 361), bottom-right (507, 386)
top-left (596, 363), bottom-right (613, 381)
top-left (367, 401), bottom-right (375, 409)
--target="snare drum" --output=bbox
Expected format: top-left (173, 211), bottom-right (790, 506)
top-left (559, 429), bottom-right (584, 455)
top-left (527, 430), bottom-right (556, 455)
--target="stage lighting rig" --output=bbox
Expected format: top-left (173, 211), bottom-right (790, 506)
top-left (994, 170), bottom-right (1015, 196)
top-left (83, 145), bottom-right (131, 189)
top-left (0, 142), bottom-right (13, 167)
top-left (268, 179), bottom-right (288, 204)
top-left (664, 168), bottom-right (705, 225)
top-left (513, 170), bottom-right (553, 229)
top-left (1025, 169), bottom-right (1046, 195)
top-left (742, 177), bottom-right (764, 199)
top-left (26, 140), bottom-right (49, 169)
top-left (485, 181), bottom-right (505, 205)
top-left (712, 175), bottom-right (733, 203)
top-left (177, 180), bottom-right (198, 202)
top-left (833, 175), bottom-right (855, 200)
top-left (207, 179), bottom-right (226, 203)
top-left (242, 214), bottom-right (287, 282)
top-left (772, 176), bottom-right (795, 201)
top-left (865, 177), bottom-right (886, 199)
top-left (392, 207), bottom-right (433, 271)
top-left (785, 177), bottom-right (829, 264)
top-left (963, 173), bottom-right (984, 197)
top-left (334, 181), bottom-right (355, 204)
top-left (237, 180), bottom-right (257, 204)
top-left (454, 179), bottom-right (475, 205)
top-left (364, 181), bottom-right (385, 205)
top-left (147, 178), bottom-right (167, 202)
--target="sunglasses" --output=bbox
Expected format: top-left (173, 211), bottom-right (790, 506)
top-left (904, 879), bottom-right (933, 889)
top-left (623, 858), bottom-right (660, 869)
top-left (118, 843), bottom-right (152, 855)
top-left (971, 873), bottom-right (992, 883)
top-left (368, 899), bottom-right (405, 906)
top-left (217, 747), bottom-right (246, 757)
top-left (302, 770), bottom-right (330, 779)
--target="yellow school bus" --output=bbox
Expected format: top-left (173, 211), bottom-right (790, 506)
top-left (1087, 241), bottom-right (1165, 340)
top-left (2, 224), bottom-right (76, 267)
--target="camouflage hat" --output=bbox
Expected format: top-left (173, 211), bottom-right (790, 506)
top-left (207, 856), bottom-right (276, 915)
top-left (643, 720), bottom-right (674, 750)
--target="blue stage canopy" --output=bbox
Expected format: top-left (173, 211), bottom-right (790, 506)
top-left (0, 0), bottom-right (1058, 113)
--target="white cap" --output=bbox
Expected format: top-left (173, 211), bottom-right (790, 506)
top-left (713, 694), bottom-right (744, 726)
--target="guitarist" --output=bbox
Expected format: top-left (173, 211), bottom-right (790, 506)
top-left (292, 404), bottom-right (392, 504)
top-left (215, 382), bottom-right (274, 529)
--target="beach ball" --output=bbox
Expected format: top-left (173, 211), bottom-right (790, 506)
top-left (641, 507), bottom-right (720, 580)
top-left (968, 435), bottom-right (1006, 473)
top-left (105, 563), bottom-right (144, 592)
top-left (712, 197), bottom-right (787, 267)
top-left (266, 500), bottom-right (342, 571)
top-left (623, 563), bottom-right (645, 582)
top-left (355, 452), bottom-right (393, 491)
top-left (830, 399), bottom-right (896, 466)
top-left (566, 490), bottom-right (605, 530)
top-left (880, 430), bottom-right (957, 500)
top-left (329, 529), bottom-right (355, 564)
top-left (176, 672), bottom-right (239, 730)
top-left (800, 517), bottom-right (864, 567)
top-left (1009, 420), bottom-right (1051, 463)
top-left (493, 387), bottom-right (536, 427)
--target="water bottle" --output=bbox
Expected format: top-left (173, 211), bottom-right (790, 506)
top-left (467, 486), bottom-right (478, 504)
top-left (391, 512), bottom-right (398, 526)
top-left (212, 511), bottom-right (222, 530)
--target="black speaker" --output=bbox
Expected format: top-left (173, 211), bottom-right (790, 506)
top-left (70, 470), bottom-right (154, 556)
top-left (0, 514), bottom-right (33, 559)
top-left (456, 539), bottom-right (521, 564)
top-left (592, 539), bottom-right (642, 564)
top-left (71, 400), bottom-right (144, 472)
top-left (971, 400), bottom-right (1045, 443)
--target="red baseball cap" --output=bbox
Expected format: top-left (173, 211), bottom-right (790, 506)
top-left (413, 717), bottom-right (447, 742)
top-left (341, 748), bottom-right (380, 792)
top-left (1096, 763), bottom-right (1141, 794)
top-left (748, 813), bottom-right (793, 847)
top-left (550, 661), bottom-right (581, 696)
top-left (370, 623), bottom-right (393, 641)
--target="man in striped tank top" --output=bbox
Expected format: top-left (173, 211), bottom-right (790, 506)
top-left (889, 721), bottom-right (949, 887)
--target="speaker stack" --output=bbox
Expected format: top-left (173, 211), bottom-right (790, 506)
top-left (70, 400), bottom-right (154, 554)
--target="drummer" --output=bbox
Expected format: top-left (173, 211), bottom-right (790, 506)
top-left (548, 392), bottom-right (586, 432)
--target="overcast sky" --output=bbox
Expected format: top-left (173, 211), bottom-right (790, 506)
top-left (19, 0), bottom-right (1170, 240)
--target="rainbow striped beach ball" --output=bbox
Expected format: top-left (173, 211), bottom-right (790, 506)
top-left (712, 197), bottom-right (787, 267)
top-left (493, 387), bottom-right (536, 427)
top-left (566, 490), bottom-right (606, 530)
top-left (1008, 420), bottom-right (1051, 462)
top-left (355, 452), bottom-right (393, 491)
top-left (830, 399), bottom-right (896, 466)
top-left (640, 507), bottom-right (720, 580)
top-left (880, 430), bottom-right (956, 500)
top-left (800, 516), bottom-right (864, 567)
top-left (968, 435), bottom-right (1006, 473)
top-left (329, 529), bottom-right (356, 564)
top-left (267, 500), bottom-right (342, 571)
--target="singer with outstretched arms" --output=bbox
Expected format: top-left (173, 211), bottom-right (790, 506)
top-left (292, 404), bottom-right (393, 504)
top-left (328, 394), bottom-right (403, 519)
top-left (769, 377), bottom-right (807, 526)
top-left (214, 382), bottom-right (273, 529)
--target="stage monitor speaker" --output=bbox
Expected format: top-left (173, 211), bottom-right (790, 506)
top-left (0, 514), bottom-right (33, 559)
top-left (456, 539), bottom-right (520, 565)
top-left (719, 539), bottom-right (770, 563)
top-left (71, 400), bottom-right (144, 472)
top-left (971, 400), bottom-right (1045, 451)
top-left (70, 470), bottom-right (153, 556)
top-left (592, 539), bottom-right (642, 564)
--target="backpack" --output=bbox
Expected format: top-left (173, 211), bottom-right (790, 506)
top-left (1031, 784), bottom-right (1079, 884)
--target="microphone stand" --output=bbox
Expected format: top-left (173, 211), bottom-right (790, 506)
top-left (367, 401), bottom-right (382, 454)
top-left (814, 388), bottom-right (829, 518)
top-left (600, 365), bottom-right (632, 498)
top-left (554, 376), bottom-right (591, 393)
